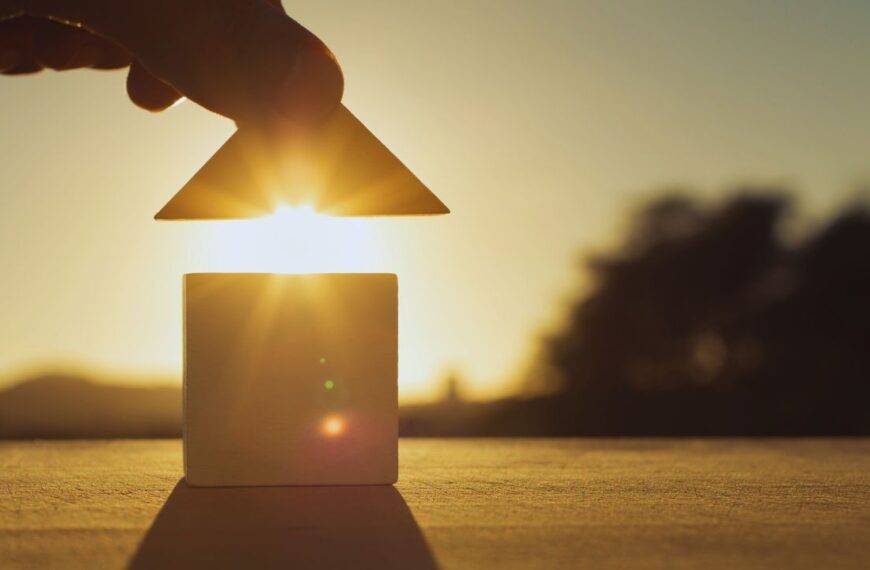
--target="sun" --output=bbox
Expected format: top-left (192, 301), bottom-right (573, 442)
top-left (268, 204), bottom-right (321, 230)
top-left (197, 203), bottom-right (385, 274)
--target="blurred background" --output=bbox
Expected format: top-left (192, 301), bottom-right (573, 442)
top-left (1, 1), bottom-right (868, 437)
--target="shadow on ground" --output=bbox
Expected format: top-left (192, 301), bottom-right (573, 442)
top-left (129, 480), bottom-right (437, 569)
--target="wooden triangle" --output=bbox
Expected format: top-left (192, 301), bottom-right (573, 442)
top-left (155, 105), bottom-right (448, 219)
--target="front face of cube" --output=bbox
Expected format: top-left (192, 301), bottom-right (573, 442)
top-left (183, 273), bottom-right (398, 486)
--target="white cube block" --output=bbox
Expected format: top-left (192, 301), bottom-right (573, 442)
top-left (183, 273), bottom-right (398, 486)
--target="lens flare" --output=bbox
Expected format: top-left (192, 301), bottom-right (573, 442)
top-left (321, 415), bottom-right (345, 437)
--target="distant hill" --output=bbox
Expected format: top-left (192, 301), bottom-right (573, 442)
top-left (0, 374), bottom-right (181, 438)
top-left (0, 372), bottom-right (499, 439)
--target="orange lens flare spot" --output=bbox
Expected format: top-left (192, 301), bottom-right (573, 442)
top-left (321, 415), bottom-right (345, 437)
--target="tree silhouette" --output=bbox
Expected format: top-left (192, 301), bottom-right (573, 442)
top-left (543, 190), bottom-right (870, 435)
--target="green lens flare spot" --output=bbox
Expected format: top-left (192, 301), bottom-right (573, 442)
top-left (319, 357), bottom-right (327, 365)
top-left (324, 380), bottom-right (335, 390)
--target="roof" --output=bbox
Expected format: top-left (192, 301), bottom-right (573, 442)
top-left (155, 105), bottom-right (449, 220)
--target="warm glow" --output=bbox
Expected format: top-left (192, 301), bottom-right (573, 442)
top-left (321, 415), bottom-right (345, 437)
top-left (4, 1), bottom-right (865, 409)
top-left (197, 203), bottom-right (388, 274)
top-left (269, 204), bottom-right (323, 231)
top-left (188, 203), bottom-right (438, 402)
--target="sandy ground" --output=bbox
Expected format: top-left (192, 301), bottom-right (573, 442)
top-left (1, 438), bottom-right (868, 569)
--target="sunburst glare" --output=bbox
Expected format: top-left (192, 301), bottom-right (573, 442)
top-left (197, 204), bottom-right (387, 274)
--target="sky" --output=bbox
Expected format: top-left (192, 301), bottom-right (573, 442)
top-left (1, 1), bottom-right (869, 401)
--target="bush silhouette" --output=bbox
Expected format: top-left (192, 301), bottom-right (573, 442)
top-left (542, 189), bottom-right (870, 435)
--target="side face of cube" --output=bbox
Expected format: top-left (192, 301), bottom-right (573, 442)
top-left (183, 273), bottom-right (398, 486)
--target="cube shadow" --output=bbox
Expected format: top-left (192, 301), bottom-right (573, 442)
top-left (129, 480), bottom-right (437, 569)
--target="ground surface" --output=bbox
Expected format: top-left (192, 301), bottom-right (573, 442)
top-left (1, 439), bottom-right (868, 569)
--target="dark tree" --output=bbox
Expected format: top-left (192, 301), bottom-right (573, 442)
top-left (544, 190), bottom-right (870, 435)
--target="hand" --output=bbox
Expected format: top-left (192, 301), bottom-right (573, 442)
top-left (0, 0), bottom-right (344, 124)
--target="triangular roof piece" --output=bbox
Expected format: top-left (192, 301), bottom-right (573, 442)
top-left (155, 105), bottom-right (448, 219)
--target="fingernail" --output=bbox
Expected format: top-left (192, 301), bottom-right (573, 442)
top-left (275, 40), bottom-right (344, 126)
top-left (0, 49), bottom-right (20, 72)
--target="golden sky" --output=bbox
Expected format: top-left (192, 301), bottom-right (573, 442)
top-left (1, 1), bottom-right (869, 401)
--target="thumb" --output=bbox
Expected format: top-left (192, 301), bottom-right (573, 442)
top-left (21, 0), bottom-right (343, 124)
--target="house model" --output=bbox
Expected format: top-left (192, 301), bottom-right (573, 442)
top-left (157, 105), bottom-right (448, 487)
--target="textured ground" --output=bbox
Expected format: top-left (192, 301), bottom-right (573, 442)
top-left (1, 439), bottom-right (868, 569)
